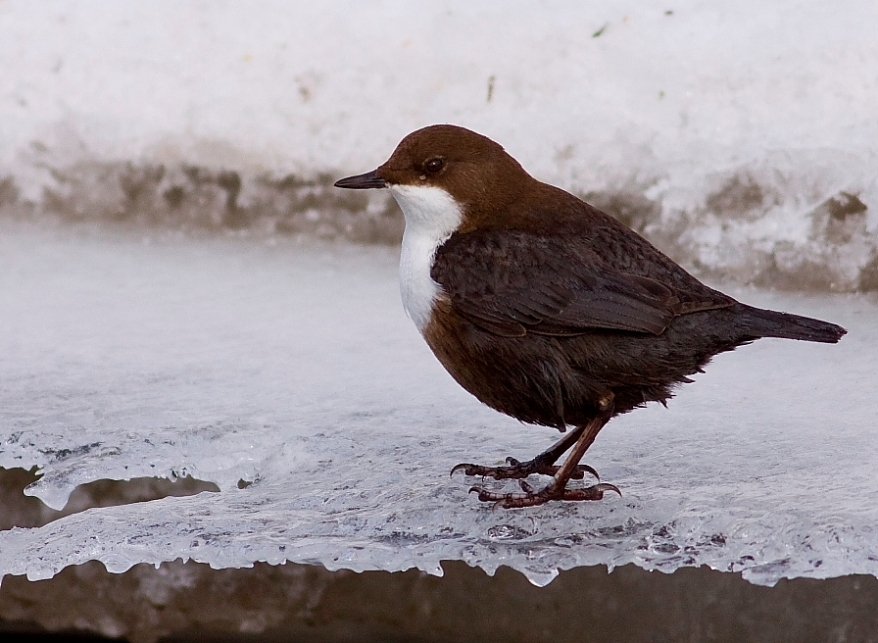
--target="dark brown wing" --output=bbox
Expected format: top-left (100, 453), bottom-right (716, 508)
top-left (431, 230), bottom-right (726, 338)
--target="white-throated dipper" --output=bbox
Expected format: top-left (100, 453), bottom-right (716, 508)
top-left (335, 124), bottom-right (847, 509)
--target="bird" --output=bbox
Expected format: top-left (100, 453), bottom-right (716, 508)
top-left (334, 124), bottom-right (847, 509)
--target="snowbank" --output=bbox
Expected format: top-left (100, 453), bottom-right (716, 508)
top-left (1, 0), bottom-right (877, 289)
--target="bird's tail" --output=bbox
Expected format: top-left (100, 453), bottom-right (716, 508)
top-left (734, 303), bottom-right (846, 344)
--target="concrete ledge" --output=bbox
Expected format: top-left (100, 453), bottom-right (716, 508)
top-left (2, 559), bottom-right (878, 643)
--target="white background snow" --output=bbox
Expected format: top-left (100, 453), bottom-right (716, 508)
top-left (2, 1), bottom-right (877, 202)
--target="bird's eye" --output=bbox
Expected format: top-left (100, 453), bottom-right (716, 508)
top-left (423, 157), bottom-right (445, 174)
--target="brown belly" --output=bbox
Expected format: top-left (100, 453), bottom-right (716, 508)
top-left (422, 297), bottom-right (610, 429)
top-left (420, 295), bottom-right (748, 429)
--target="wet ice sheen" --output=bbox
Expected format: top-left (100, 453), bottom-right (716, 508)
top-left (1, 222), bottom-right (876, 587)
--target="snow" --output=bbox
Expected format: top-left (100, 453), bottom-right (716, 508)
top-left (1, 221), bottom-right (875, 587)
top-left (1, 1), bottom-right (878, 289)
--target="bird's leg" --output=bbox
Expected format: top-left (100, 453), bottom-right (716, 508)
top-left (450, 424), bottom-right (599, 481)
top-left (469, 395), bottom-right (620, 508)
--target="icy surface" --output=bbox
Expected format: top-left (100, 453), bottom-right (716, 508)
top-left (1, 2), bottom-right (878, 290)
top-left (1, 222), bottom-right (876, 587)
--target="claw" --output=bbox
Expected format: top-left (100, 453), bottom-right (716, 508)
top-left (595, 483), bottom-right (622, 497)
top-left (469, 486), bottom-right (495, 500)
top-left (451, 463), bottom-right (480, 477)
top-left (573, 463), bottom-right (600, 481)
top-left (451, 462), bottom-right (504, 478)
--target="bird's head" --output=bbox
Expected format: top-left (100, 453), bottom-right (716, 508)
top-left (335, 124), bottom-right (530, 230)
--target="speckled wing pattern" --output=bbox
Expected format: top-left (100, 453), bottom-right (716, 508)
top-left (431, 230), bottom-right (729, 338)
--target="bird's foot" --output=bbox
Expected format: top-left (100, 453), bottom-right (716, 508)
top-left (469, 478), bottom-right (621, 509)
top-left (450, 456), bottom-right (599, 481)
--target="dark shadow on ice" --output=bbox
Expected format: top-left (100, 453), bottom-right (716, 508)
top-left (0, 467), bottom-right (219, 531)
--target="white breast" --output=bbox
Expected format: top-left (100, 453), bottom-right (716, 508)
top-left (389, 184), bottom-right (463, 333)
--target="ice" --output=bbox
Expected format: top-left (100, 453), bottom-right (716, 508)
top-left (1, 0), bottom-right (877, 590)
top-left (2, 221), bottom-right (876, 587)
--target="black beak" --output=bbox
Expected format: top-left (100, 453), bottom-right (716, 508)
top-left (334, 169), bottom-right (387, 189)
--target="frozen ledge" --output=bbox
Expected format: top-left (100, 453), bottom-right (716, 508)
top-left (1, 223), bottom-right (876, 593)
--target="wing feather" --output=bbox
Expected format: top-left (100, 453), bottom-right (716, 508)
top-left (432, 230), bottom-right (726, 337)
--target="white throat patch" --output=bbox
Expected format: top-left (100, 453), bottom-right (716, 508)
top-left (390, 184), bottom-right (463, 333)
